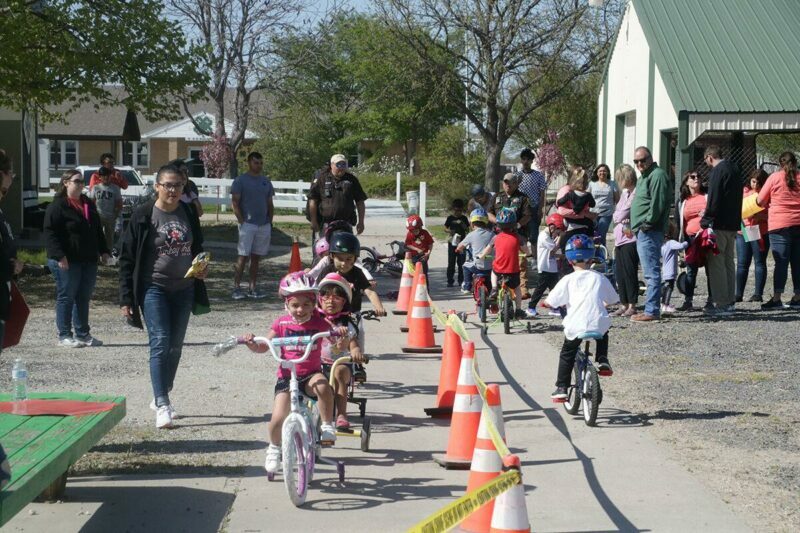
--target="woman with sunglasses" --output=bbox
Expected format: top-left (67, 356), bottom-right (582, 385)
top-left (736, 169), bottom-right (769, 302)
top-left (43, 169), bottom-right (111, 347)
top-left (675, 170), bottom-right (708, 311)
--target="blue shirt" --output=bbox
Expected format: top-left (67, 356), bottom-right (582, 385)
top-left (231, 173), bottom-right (274, 226)
top-left (516, 168), bottom-right (547, 210)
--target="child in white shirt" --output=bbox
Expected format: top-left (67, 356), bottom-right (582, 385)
top-left (660, 223), bottom-right (688, 314)
top-left (526, 213), bottom-right (565, 318)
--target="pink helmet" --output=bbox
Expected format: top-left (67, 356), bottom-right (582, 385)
top-left (314, 238), bottom-right (330, 256)
top-left (318, 272), bottom-right (352, 304)
top-left (406, 214), bottom-right (423, 229)
top-left (278, 272), bottom-right (318, 299)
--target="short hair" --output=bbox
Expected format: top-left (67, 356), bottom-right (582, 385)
top-left (247, 152), bottom-right (263, 162)
top-left (704, 145), bottom-right (723, 160)
top-left (615, 164), bottom-right (636, 188)
top-left (592, 163), bottom-right (611, 182)
top-left (100, 152), bottom-right (115, 163)
top-left (520, 148), bottom-right (534, 160)
top-left (451, 198), bottom-right (465, 209)
top-left (634, 146), bottom-right (652, 158)
top-left (156, 164), bottom-right (183, 183)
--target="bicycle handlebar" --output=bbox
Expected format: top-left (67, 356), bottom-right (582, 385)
top-left (211, 331), bottom-right (337, 362)
top-left (328, 354), bottom-right (369, 389)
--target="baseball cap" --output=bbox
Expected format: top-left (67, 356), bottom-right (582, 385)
top-left (330, 154), bottom-right (347, 165)
top-left (503, 172), bottom-right (519, 183)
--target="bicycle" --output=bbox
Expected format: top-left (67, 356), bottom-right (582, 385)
top-left (360, 240), bottom-right (406, 277)
top-left (559, 331), bottom-right (608, 426)
top-left (213, 331), bottom-right (344, 506)
top-left (329, 354), bottom-right (371, 452)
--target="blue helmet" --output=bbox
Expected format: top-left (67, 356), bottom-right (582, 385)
top-left (469, 208), bottom-right (488, 224)
top-left (496, 207), bottom-right (517, 227)
top-left (565, 234), bottom-right (595, 263)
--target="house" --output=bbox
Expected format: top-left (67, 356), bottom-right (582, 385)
top-left (0, 107), bottom-right (39, 234)
top-left (597, 0), bottom-right (800, 184)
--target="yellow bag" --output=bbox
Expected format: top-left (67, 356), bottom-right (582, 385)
top-left (741, 194), bottom-right (764, 219)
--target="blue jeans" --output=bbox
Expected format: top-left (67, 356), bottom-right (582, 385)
top-left (143, 284), bottom-right (194, 407)
top-left (462, 265), bottom-right (491, 291)
top-left (735, 234), bottom-right (769, 298)
top-left (595, 214), bottom-right (613, 249)
top-left (48, 259), bottom-right (97, 341)
top-left (636, 229), bottom-right (664, 316)
top-left (768, 226), bottom-right (800, 296)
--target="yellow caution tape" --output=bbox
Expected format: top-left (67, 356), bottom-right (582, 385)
top-left (431, 304), bottom-right (449, 327)
top-left (407, 470), bottom-right (521, 533)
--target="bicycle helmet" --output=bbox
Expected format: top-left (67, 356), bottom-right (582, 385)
top-left (314, 237), bottom-right (330, 256)
top-left (565, 234), bottom-right (595, 263)
top-left (471, 184), bottom-right (486, 198)
top-left (279, 272), bottom-right (318, 299)
top-left (328, 231), bottom-right (360, 256)
top-left (469, 208), bottom-right (489, 224)
top-left (406, 214), bottom-right (423, 230)
top-left (495, 207), bottom-right (517, 227)
top-left (323, 220), bottom-right (353, 241)
top-left (318, 272), bottom-right (352, 304)
top-left (545, 213), bottom-right (566, 231)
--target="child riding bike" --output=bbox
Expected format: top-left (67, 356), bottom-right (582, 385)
top-left (546, 234), bottom-right (619, 401)
top-left (456, 208), bottom-right (495, 294)
top-left (243, 272), bottom-right (338, 475)
top-left (317, 272), bottom-right (366, 430)
top-left (404, 214), bottom-right (434, 276)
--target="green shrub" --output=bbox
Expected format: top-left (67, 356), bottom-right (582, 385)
top-left (359, 172), bottom-right (422, 199)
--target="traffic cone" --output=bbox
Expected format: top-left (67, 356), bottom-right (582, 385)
top-left (401, 269), bottom-right (441, 354)
top-left (434, 341), bottom-right (481, 469)
top-left (424, 313), bottom-right (463, 418)
top-left (489, 475), bottom-right (531, 533)
top-left (460, 384), bottom-right (506, 532)
top-left (288, 237), bottom-right (302, 273)
top-left (392, 252), bottom-right (414, 315)
top-left (401, 262), bottom-right (438, 333)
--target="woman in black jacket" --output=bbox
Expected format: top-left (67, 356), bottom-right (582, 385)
top-left (119, 164), bottom-right (208, 429)
top-left (43, 169), bottom-right (110, 348)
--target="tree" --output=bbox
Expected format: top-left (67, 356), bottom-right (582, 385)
top-left (169, 0), bottom-right (308, 177)
top-left (0, 0), bottom-right (203, 121)
top-left (378, 0), bottom-right (622, 190)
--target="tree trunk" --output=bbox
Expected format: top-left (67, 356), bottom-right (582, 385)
top-left (484, 142), bottom-right (503, 192)
top-left (228, 147), bottom-right (239, 179)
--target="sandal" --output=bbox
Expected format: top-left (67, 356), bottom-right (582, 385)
top-left (336, 414), bottom-right (350, 430)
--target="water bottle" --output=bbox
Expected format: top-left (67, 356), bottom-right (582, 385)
top-left (12, 359), bottom-right (27, 401)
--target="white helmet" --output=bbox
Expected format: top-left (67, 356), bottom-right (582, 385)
top-left (279, 272), bottom-right (318, 299)
top-left (318, 272), bottom-right (352, 304)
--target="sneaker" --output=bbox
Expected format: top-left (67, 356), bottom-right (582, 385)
top-left (676, 301), bottom-right (694, 311)
top-left (761, 298), bottom-right (784, 310)
top-left (447, 281), bottom-right (455, 287)
top-left (320, 423), bottom-right (337, 444)
top-left (719, 304), bottom-right (735, 316)
top-left (246, 288), bottom-right (267, 299)
top-left (336, 414), bottom-right (350, 430)
top-left (704, 300), bottom-right (714, 310)
top-left (735, 295), bottom-right (743, 303)
top-left (150, 399), bottom-right (179, 419)
top-left (74, 336), bottom-right (102, 347)
top-left (156, 405), bottom-right (173, 429)
top-left (58, 337), bottom-right (83, 348)
top-left (748, 295), bottom-right (763, 302)
top-left (597, 361), bottom-right (613, 376)
top-left (548, 308), bottom-right (562, 317)
top-left (460, 288), bottom-right (472, 295)
top-left (232, 287), bottom-right (246, 300)
top-left (609, 307), bottom-right (626, 317)
top-left (551, 387), bottom-right (568, 401)
top-left (488, 288), bottom-right (498, 301)
top-left (514, 308), bottom-right (527, 320)
top-left (524, 308), bottom-right (538, 319)
top-left (630, 312), bottom-right (659, 322)
top-left (789, 298), bottom-right (800, 309)
top-left (660, 304), bottom-right (676, 315)
top-left (264, 444), bottom-right (281, 474)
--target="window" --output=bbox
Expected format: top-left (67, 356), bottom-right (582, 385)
top-left (49, 140), bottom-right (78, 167)
top-left (122, 141), bottom-right (149, 167)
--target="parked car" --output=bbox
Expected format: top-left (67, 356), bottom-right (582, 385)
top-left (50, 166), bottom-right (155, 216)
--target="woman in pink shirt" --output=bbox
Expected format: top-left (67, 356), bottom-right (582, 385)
top-left (756, 151), bottom-right (800, 309)
top-left (735, 169), bottom-right (769, 302)
top-left (610, 164), bottom-right (638, 316)
top-left (674, 171), bottom-right (708, 311)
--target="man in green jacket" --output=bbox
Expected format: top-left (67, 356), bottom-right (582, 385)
top-left (629, 146), bottom-right (673, 322)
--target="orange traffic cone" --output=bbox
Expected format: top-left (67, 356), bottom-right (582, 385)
top-left (424, 313), bottom-right (463, 418)
top-left (434, 341), bottom-right (481, 468)
top-left (489, 473), bottom-right (531, 533)
top-left (392, 252), bottom-right (414, 315)
top-left (460, 384), bottom-right (506, 532)
top-left (288, 237), bottom-right (302, 273)
top-left (401, 269), bottom-right (441, 354)
top-left (401, 262), bottom-right (438, 333)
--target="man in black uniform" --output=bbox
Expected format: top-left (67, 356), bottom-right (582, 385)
top-left (308, 154), bottom-right (368, 235)
top-left (489, 173), bottom-right (533, 298)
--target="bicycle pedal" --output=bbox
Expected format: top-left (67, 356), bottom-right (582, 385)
top-left (320, 439), bottom-right (335, 447)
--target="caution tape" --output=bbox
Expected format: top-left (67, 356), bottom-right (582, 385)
top-left (407, 470), bottom-right (521, 533)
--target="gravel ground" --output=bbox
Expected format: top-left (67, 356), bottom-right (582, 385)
top-left (537, 265), bottom-right (800, 532)
top-left (4, 217), bottom-right (799, 532)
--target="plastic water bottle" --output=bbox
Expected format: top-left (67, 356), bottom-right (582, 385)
top-left (12, 359), bottom-right (27, 401)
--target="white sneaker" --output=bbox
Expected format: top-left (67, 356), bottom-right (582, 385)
top-left (150, 399), bottom-right (179, 419)
top-left (264, 444), bottom-right (281, 474)
top-left (74, 336), bottom-right (103, 347)
top-left (58, 337), bottom-right (83, 348)
top-left (524, 308), bottom-right (538, 318)
top-left (660, 304), bottom-right (676, 315)
top-left (320, 423), bottom-right (337, 443)
top-left (155, 405), bottom-right (173, 429)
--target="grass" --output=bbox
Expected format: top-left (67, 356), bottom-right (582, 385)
top-left (199, 221), bottom-right (313, 246)
top-left (200, 205), bottom-right (302, 217)
top-left (17, 248), bottom-right (47, 265)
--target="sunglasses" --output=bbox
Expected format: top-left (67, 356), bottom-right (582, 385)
top-left (688, 174), bottom-right (699, 180)
top-left (633, 158), bottom-right (648, 165)
top-left (158, 181), bottom-right (184, 191)
top-left (334, 162), bottom-right (348, 168)
top-left (69, 177), bottom-right (84, 184)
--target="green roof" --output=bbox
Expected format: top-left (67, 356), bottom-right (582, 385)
top-left (632, 0), bottom-right (800, 113)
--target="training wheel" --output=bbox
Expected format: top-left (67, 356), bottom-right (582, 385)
top-left (359, 400), bottom-right (367, 418)
top-left (337, 462), bottom-right (345, 484)
top-left (360, 418), bottom-right (372, 452)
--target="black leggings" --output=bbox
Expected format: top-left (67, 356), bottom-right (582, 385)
top-left (528, 271), bottom-right (559, 309)
top-left (614, 243), bottom-right (639, 305)
top-left (556, 333), bottom-right (609, 387)
top-left (661, 279), bottom-right (675, 305)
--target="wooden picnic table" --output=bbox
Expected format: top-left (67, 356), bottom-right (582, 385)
top-left (0, 392), bottom-right (126, 526)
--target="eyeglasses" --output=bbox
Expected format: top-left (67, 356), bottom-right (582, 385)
top-left (158, 181), bottom-right (184, 191)
top-left (69, 177), bottom-right (84, 185)
top-left (688, 174), bottom-right (699, 180)
top-left (334, 162), bottom-right (348, 169)
top-left (320, 293), bottom-right (345, 301)
top-left (633, 158), bottom-right (649, 165)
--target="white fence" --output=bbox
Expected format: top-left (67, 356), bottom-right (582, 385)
top-left (171, 177), bottom-right (309, 213)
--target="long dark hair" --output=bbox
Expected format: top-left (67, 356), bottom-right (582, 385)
top-left (592, 164), bottom-right (611, 182)
top-left (747, 168), bottom-right (768, 192)
top-left (56, 168), bottom-right (82, 197)
top-left (779, 151), bottom-right (798, 189)
top-left (679, 170), bottom-right (707, 201)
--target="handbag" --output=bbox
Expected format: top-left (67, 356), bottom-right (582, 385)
top-left (192, 278), bottom-right (210, 316)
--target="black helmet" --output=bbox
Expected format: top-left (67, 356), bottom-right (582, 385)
top-left (471, 184), bottom-right (486, 198)
top-left (328, 231), bottom-right (360, 256)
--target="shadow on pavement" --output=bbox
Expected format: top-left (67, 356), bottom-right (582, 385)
top-left (305, 476), bottom-right (463, 511)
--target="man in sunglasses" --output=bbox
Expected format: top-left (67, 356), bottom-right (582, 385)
top-left (629, 146), bottom-right (673, 322)
top-left (308, 154), bottom-right (367, 235)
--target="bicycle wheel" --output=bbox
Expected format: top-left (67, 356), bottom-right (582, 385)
top-left (582, 365), bottom-right (600, 426)
top-left (361, 257), bottom-right (377, 274)
top-left (282, 425), bottom-right (308, 506)
top-left (563, 362), bottom-right (581, 415)
top-left (503, 290), bottom-right (512, 334)
top-left (478, 285), bottom-right (487, 323)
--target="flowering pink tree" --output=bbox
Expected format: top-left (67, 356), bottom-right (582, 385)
top-left (536, 130), bottom-right (565, 183)
top-left (200, 135), bottom-right (233, 179)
